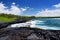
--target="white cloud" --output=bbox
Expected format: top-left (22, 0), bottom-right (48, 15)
top-left (9, 5), bottom-right (21, 15)
top-left (0, 2), bottom-right (28, 15)
top-left (36, 3), bottom-right (60, 16)
top-left (12, 2), bottom-right (15, 5)
top-left (21, 7), bottom-right (30, 11)
top-left (21, 8), bottom-right (27, 11)
top-left (53, 3), bottom-right (60, 8)
top-left (36, 9), bottom-right (60, 16)
top-left (0, 3), bottom-right (7, 13)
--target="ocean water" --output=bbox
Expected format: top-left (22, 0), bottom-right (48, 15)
top-left (31, 18), bottom-right (60, 30)
top-left (8, 18), bottom-right (60, 30)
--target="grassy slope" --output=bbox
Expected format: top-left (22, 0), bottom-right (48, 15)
top-left (0, 16), bottom-right (17, 22)
top-left (0, 14), bottom-right (18, 22)
top-left (0, 14), bottom-right (35, 22)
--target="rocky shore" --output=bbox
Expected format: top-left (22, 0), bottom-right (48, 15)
top-left (0, 27), bottom-right (60, 40)
top-left (0, 18), bottom-right (60, 40)
top-left (0, 18), bottom-right (31, 29)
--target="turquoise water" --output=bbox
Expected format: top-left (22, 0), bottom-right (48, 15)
top-left (32, 18), bottom-right (60, 30)
top-left (8, 18), bottom-right (60, 30)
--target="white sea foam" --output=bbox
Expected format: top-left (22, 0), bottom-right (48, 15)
top-left (8, 20), bottom-right (60, 30)
top-left (27, 20), bottom-right (60, 30)
top-left (8, 20), bottom-right (43, 28)
top-left (27, 20), bottom-right (44, 28)
top-left (34, 25), bottom-right (60, 30)
top-left (8, 23), bottom-right (31, 28)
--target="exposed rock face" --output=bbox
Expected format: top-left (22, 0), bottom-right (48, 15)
top-left (0, 27), bottom-right (60, 40)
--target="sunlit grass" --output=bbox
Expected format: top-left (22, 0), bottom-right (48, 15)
top-left (0, 16), bottom-right (17, 22)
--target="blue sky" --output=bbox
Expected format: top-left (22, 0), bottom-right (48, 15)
top-left (0, 0), bottom-right (60, 16)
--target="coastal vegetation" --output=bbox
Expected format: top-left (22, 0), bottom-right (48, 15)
top-left (0, 13), bottom-right (35, 22)
top-left (0, 13), bottom-right (60, 22)
top-left (36, 16), bottom-right (60, 18)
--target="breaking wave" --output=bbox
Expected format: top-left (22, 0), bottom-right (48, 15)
top-left (8, 18), bottom-right (60, 30)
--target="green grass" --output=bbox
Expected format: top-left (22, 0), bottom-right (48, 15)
top-left (0, 16), bottom-right (17, 22)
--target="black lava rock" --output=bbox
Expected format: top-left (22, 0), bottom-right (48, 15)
top-left (0, 27), bottom-right (60, 40)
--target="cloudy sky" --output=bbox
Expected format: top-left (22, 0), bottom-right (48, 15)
top-left (0, 0), bottom-right (60, 16)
